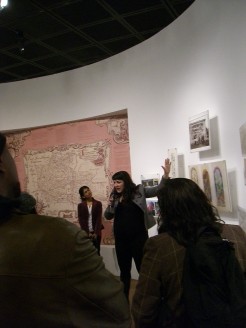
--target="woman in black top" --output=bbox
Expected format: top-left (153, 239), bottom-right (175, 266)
top-left (104, 159), bottom-right (171, 298)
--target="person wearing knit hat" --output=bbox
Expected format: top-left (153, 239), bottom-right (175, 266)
top-left (18, 191), bottom-right (37, 214)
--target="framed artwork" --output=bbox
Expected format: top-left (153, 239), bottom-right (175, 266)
top-left (146, 198), bottom-right (160, 217)
top-left (210, 160), bottom-right (232, 212)
top-left (200, 163), bottom-right (212, 202)
top-left (189, 160), bottom-right (232, 213)
top-left (141, 173), bottom-right (160, 187)
top-left (238, 206), bottom-right (246, 233)
top-left (239, 122), bottom-right (246, 156)
top-left (168, 148), bottom-right (178, 178)
top-left (189, 164), bottom-right (202, 189)
top-left (244, 158), bottom-right (246, 186)
top-left (189, 110), bottom-right (211, 153)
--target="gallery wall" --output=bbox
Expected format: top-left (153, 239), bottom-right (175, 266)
top-left (0, 0), bottom-right (245, 222)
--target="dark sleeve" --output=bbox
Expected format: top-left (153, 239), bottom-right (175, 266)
top-left (131, 238), bottom-right (162, 328)
top-left (104, 205), bottom-right (115, 220)
top-left (143, 176), bottom-right (168, 198)
top-left (221, 224), bottom-right (246, 273)
top-left (67, 230), bottom-right (131, 328)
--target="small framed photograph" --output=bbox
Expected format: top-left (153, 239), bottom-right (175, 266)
top-left (189, 110), bottom-right (211, 152)
top-left (146, 198), bottom-right (160, 217)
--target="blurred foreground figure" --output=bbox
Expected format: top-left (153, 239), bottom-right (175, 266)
top-left (132, 178), bottom-right (246, 328)
top-left (0, 133), bottom-right (130, 328)
top-left (18, 191), bottom-right (37, 214)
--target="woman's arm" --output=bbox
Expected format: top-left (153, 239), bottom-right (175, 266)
top-left (143, 158), bottom-right (171, 198)
top-left (162, 158), bottom-right (171, 179)
top-left (104, 192), bottom-right (116, 220)
top-left (68, 229), bottom-right (131, 328)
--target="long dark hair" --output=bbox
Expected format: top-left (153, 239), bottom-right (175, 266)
top-left (112, 171), bottom-right (138, 202)
top-left (157, 178), bottom-right (224, 246)
top-left (0, 132), bottom-right (6, 155)
top-left (0, 133), bottom-right (20, 220)
top-left (79, 185), bottom-right (89, 200)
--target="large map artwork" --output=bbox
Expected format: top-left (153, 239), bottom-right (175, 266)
top-left (6, 114), bottom-right (131, 244)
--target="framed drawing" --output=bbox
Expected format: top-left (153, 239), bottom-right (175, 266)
top-left (189, 110), bottom-right (211, 153)
top-left (210, 160), bottom-right (232, 212)
top-left (188, 164), bottom-right (203, 189)
top-left (238, 206), bottom-right (246, 233)
top-left (168, 148), bottom-right (178, 178)
top-left (239, 122), bottom-right (246, 156)
top-left (189, 160), bottom-right (232, 213)
top-left (141, 173), bottom-right (160, 187)
top-left (244, 158), bottom-right (246, 185)
top-left (200, 163), bottom-right (212, 202)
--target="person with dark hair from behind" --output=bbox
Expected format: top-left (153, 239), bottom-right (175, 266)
top-left (18, 191), bottom-right (37, 214)
top-left (0, 132), bottom-right (131, 328)
top-left (78, 186), bottom-right (103, 255)
top-left (132, 178), bottom-right (246, 328)
top-left (104, 159), bottom-right (171, 299)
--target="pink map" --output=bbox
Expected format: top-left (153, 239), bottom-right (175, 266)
top-left (6, 114), bottom-right (131, 244)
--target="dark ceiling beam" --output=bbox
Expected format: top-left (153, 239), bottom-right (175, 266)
top-left (0, 23), bottom-right (87, 67)
top-left (160, 0), bottom-right (179, 19)
top-left (30, 0), bottom-right (114, 56)
top-left (96, 0), bottom-right (145, 42)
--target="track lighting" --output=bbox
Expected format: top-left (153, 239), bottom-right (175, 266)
top-left (0, 0), bottom-right (8, 9)
top-left (16, 30), bottom-right (25, 53)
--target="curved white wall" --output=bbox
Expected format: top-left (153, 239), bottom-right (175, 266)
top-left (0, 0), bottom-right (245, 220)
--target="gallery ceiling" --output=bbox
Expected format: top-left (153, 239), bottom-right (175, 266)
top-left (0, 0), bottom-right (195, 84)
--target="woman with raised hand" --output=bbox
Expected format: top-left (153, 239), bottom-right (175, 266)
top-left (104, 159), bottom-right (171, 299)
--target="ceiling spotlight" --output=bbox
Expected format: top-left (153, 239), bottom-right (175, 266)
top-left (16, 30), bottom-right (25, 53)
top-left (0, 0), bottom-right (8, 9)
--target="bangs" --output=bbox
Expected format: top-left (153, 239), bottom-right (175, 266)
top-left (0, 133), bottom-right (6, 155)
top-left (112, 171), bottom-right (126, 181)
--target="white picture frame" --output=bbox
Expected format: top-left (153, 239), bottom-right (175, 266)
top-left (189, 110), bottom-right (211, 153)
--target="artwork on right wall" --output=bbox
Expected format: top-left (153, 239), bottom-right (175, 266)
top-left (189, 110), bottom-right (211, 153)
top-left (244, 158), bottom-right (246, 186)
top-left (189, 160), bottom-right (232, 213)
top-left (239, 122), bottom-right (246, 185)
top-left (239, 122), bottom-right (246, 157)
top-left (168, 148), bottom-right (178, 178)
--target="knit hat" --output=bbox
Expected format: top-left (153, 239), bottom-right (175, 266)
top-left (18, 192), bottom-right (37, 214)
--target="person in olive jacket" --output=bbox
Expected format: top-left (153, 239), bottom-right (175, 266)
top-left (132, 178), bottom-right (246, 328)
top-left (0, 132), bottom-right (131, 328)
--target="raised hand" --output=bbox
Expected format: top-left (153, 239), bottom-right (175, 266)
top-left (161, 158), bottom-right (171, 178)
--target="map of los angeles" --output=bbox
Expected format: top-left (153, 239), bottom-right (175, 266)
top-left (23, 140), bottom-right (110, 221)
top-left (6, 114), bottom-right (131, 244)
